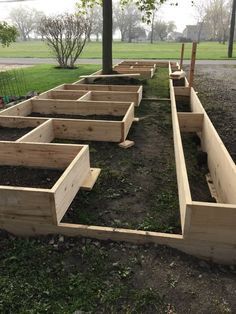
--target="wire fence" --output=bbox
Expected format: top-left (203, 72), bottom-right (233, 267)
top-left (0, 69), bottom-right (28, 106)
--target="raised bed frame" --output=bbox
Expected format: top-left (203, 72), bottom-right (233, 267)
top-left (0, 61), bottom-right (235, 265)
top-left (0, 142), bottom-right (100, 225)
top-left (113, 61), bottom-right (156, 79)
top-left (0, 98), bottom-right (135, 143)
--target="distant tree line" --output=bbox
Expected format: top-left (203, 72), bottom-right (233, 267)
top-left (7, 4), bottom-right (176, 43)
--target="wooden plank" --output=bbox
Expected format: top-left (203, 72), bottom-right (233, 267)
top-left (0, 99), bottom-right (32, 117)
top-left (0, 187), bottom-right (55, 224)
top-left (119, 140), bottom-right (135, 149)
top-left (89, 91), bottom-right (140, 105)
top-left (189, 42), bottom-right (197, 88)
top-left (48, 90), bottom-right (87, 100)
top-left (142, 98), bottom-right (170, 101)
top-left (206, 173), bottom-right (220, 202)
top-left (53, 145), bottom-right (90, 223)
top-left (0, 116), bottom-right (46, 128)
top-left (174, 87), bottom-right (190, 97)
top-left (186, 202), bottom-right (236, 244)
top-left (81, 168), bottom-right (101, 191)
top-left (80, 74), bottom-right (141, 78)
top-left (0, 142), bottom-right (83, 169)
top-left (1, 219), bottom-right (236, 264)
top-left (180, 43), bottom-right (185, 69)
top-left (170, 70), bottom-right (186, 80)
top-left (178, 112), bottom-right (204, 132)
top-left (123, 103), bottom-right (135, 141)
top-left (190, 88), bottom-right (236, 204)
top-left (32, 99), bottom-right (129, 116)
top-left (169, 62), bottom-right (192, 234)
top-left (63, 83), bottom-right (141, 92)
top-left (17, 119), bottom-right (55, 143)
top-left (53, 119), bottom-right (123, 142)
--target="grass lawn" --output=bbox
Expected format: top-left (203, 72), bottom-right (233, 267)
top-left (0, 64), bottom-right (100, 97)
top-left (0, 41), bottom-right (235, 60)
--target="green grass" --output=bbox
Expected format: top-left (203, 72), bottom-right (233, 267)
top-left (0, 41), bottom-right (235, 59)
top-left (0, 64), bottom-right (100, 96)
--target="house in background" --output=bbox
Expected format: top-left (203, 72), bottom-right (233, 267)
top-left (183, 23), bottom-right (211, 41)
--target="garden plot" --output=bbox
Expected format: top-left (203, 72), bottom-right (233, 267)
top-left (0, 98), bottom-right (135, 143)
top-left (52, 83), bottom-right (143, 107)
top-left (0, 142), bottom-right (100, 225)
top-left (0, 116), bottom-right (46, 141)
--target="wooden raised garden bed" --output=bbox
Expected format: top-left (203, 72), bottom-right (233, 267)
top-left (0, 116), bottom-right (47, 141)
top-left (0, 60), bottom-right (235, 265)
top-left (0, 98), bottom-right (135, 143)
top-left (0, 141), bottom-right (100, 225)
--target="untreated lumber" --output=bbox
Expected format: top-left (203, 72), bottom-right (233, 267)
top-left (142, 97), bottom-right (170, 101)
top-left (119, 140), bottom-right (135, 149)
top-left (80, 73), bottom-right (141, 78)
top-left (178, 112), bottom-right (204, 132)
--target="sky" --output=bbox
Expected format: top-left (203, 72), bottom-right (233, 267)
top-left (0, 0), bottom-right (197, 32)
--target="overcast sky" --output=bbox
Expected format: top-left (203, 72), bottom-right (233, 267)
top-left (0, 0), bottom-right (196, 32)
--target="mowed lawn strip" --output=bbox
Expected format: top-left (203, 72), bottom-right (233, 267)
top-left (0, 64), bottom-right (100, 96)
top-left (0, 41), bottom-right (235, 59)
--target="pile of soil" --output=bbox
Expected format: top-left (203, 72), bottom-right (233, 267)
top-left (28, 112), bottom-right (123, 121)
top-left (0, 166), bottom-right (63, 188)
top-left (0, 127), bottom-right (33, 141)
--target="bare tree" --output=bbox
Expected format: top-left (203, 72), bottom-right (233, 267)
top-left (149, 20), bottom-right (176, 41)
top-left (114, 4), bottom-right (141, 42)
top-left (205, 0), bottom-right (231, 42)
top-left (9, 6), bottom-right (43, 41)
top-left (39, 14), bottom-right (88, 69)
top-left (193, 0), bottom-right (208, 43)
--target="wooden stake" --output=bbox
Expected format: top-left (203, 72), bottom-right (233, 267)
top-left (180, 43), bottom-right (185, 69)
top-left (189, 42), bottom-right (197, 88)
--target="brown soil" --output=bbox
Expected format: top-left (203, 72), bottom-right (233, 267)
top-left (91, 76), bottom-right (145, 85)
top-left (0, 166), bottom-right (63, 188)
top-left (28, 112), bottom-right (123, 121)
top-left (186, 64), bottom-right (236, 162)
top-left (182, 133), bottom-right (215, 202)
top-left (0, 127), bottom-right (33, 141)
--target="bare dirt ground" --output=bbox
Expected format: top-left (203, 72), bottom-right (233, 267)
top-left (192, 64), bottom-right (236, 162)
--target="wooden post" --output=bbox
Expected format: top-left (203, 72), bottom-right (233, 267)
top-left (189, 42), bottom-right (197, 88)
top-left (180, 43), bottom-right (185, 69)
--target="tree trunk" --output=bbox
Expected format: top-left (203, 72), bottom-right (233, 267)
top-left (102, 0), bottom-right (113, 74)
top-left (228, 0), bottom-right (236, 58)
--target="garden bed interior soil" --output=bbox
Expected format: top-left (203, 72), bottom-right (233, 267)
top-left (89, 77), bottom-right (145, 85)
top-left (181, 133), bottom-right (215, 203)
top-left (0, 127), bottom-right (34, 141)
top-left (175, 99), bottom-right (191, 112)
top-left (28, 113), bottom-right (123, 121)
top-left (0, 166), bottom-right (63, 189)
